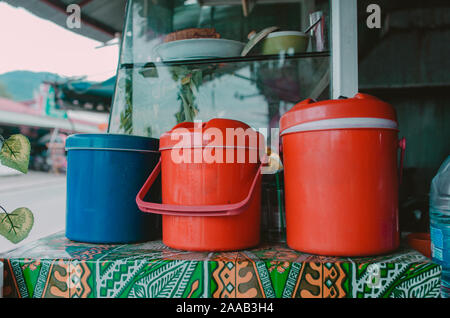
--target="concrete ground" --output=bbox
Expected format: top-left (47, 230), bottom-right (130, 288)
top-left (0, 171), bottom-right (66, 254)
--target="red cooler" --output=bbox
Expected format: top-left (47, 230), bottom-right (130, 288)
top-left (137, 119), bottom-right (265, 251)
top-left (280, 93), bottom-right (405, 256)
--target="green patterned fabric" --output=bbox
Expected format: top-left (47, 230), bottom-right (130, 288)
top-left (0, 232), bottom-right (441, 298)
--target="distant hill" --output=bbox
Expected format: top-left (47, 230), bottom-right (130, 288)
top-left (0, 71), bottom-right (62, 101)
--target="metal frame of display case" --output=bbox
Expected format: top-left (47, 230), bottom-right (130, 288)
top-left (331, 0), bottom-right (358, 99)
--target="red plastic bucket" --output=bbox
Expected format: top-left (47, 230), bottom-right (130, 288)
top-left (280, 93), bottom-right (405, 256)
top-left (137, 118), bottom-right (265, 251)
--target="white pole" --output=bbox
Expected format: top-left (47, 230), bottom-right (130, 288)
top-left (331, 0), bottom-right (359, 99)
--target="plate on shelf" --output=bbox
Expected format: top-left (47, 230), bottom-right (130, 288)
top-left (154, 38), bottom-right (246, 62)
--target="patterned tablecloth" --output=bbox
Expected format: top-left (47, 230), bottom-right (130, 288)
top-left (0, 232), bottom-right (442, 298)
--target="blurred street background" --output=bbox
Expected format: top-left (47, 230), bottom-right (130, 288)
top-left (0, 170), bottom-right (66, 253)
top-left (0, 1), bottom-right (119, 252)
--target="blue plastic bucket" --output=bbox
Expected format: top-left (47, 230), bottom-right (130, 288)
top-left (65, 134), bottom-right (161, 243)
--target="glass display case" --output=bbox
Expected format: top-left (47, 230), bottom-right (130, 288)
top-left (109, 0), bottom-right (332, 141)
top-left (108, 0), bottom-right (358, 242)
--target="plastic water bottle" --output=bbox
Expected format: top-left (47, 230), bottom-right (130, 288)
top-left (430, 156), bottom-right (450, 298)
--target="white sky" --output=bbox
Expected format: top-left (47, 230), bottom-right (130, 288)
top-left (0, 2), bottom-right (119, 81)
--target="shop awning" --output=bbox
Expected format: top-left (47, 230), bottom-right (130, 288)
top-left (3, 0), bottom-right (127, 43)
top-left (52, 76), bottom-right (116, 113)
top-left (0, 97), bottom-right (105, 133)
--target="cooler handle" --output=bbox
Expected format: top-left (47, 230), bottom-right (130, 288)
top-left (136, 159), bottom-right (262, 217)
top-left (398, 137), bottom-right (406, 185)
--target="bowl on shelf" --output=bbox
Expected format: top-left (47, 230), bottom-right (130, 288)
top-left (262, 31), bottom-right (309, 55)
top-left (154, 38), bottom-right (246, 61)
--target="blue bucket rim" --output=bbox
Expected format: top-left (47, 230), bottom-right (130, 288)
top-left (65, 133), bottom-right (160, 153)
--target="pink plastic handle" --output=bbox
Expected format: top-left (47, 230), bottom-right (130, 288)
top-left (398, 137), bottom-right (406, 185)
top-left (136, 159), bottom-right (262, 217)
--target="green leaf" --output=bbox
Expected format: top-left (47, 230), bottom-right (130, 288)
top-left (0, 134), bottom-right (31, 174)
top-left (0, 207), bottom-right (34, 244)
